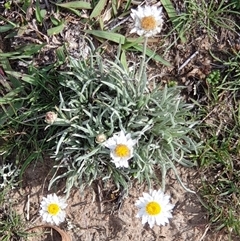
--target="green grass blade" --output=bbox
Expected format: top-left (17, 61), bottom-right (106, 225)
top-left (0, 15), bottom-right (18, 28)
top-left (19, 152), bottom-right (40, 181)
top-left (123, 37), bottom-right (144, 49)
top-left (0, 87), bottom-right (23, 104)
top-left (90, 0), bottom-right (108, 19)
top-left (56, 46), bottom-right (67, 65)
top-left (161, 0), bottom-right (186, 43)
top-left (85, 30), bottom-right (126, 44)
top-left (111, 0), bottom-right (118, 16)
top-left (133, 45), bottom-right (172, 66)
top-left (0, 51), bottom-right (22, 88)
top-left (5, 71), bottom-right (38, 85)
top-left (55, 1), bottom-right (92, 10)
top-left (16, 43), bottom-right (45, 55)
top-left (120, 50), bottom-right (128, 71)
top-left (0, 101), bottom-right (23, 125)
top-left (36, 0), bottom-right (44, 23)
top-left (0, 24), bottom-right (15, 33)
top-left (47, 21), bottom-right (65, 36)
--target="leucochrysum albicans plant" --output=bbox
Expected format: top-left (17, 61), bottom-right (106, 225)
top-left (46, 4), bottom-right (200, 198)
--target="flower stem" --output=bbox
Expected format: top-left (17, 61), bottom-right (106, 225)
top-left (138, 37), bottom-right (148, 95)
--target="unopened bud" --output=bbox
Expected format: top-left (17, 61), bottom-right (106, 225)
top-left (45, 111), bottom-right (57, 125)
top-left (95, 133), bottom-right (107, 143)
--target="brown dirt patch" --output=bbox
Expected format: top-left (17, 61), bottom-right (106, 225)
top-left (8, 159), bottom-right (236, 241)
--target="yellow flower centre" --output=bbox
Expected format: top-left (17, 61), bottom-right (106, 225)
top-left (47, 203), bottom-right (60, 215)
top-left (141, 16), bottom-right (157, 30)
top-left (114, 144), bottom-right (130, 158)
top-left (146, 201), bottom-right (161, 215)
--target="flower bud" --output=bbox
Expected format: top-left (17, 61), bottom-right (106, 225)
top-left (95, 133), bottom-right (107, 143)
top-left (45, 111), bottom-right (57, 125)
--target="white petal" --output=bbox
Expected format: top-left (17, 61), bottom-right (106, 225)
top-left (148, 216), bottom-right (155, 228)
top-left (110, 152), bottom-right (121, 162)
top-left (122, 160), bottom-right (129, 168)
top-left (141, 214), bottom-right (148, 225)
top-left (104, 138), bottom-right (116, 148)
top-left (126, 138), bottom-right (137, 147)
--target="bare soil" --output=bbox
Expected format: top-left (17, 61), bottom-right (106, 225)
top-left (9, 159), bottom-right (236, 241)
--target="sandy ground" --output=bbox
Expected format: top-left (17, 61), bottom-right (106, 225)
top-left (8, 158), bottom-right (235, 241)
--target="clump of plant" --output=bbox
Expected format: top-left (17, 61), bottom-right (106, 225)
top-left (173, 0), bottom-right (240, 39)
top-left (0, 163), bottom-right (20, 189)
top-left (230, 0), bottom-right (240, 9)
top-left (0, 45), bottom-right (68, 177)
top-left (197, 85), bottom-right (240, 237)
top-left (205, 69), bottom-right (221, 100)
top-left (0, 185), bottom-right (29, 241)
top-left (46, 36), bottom-right (200, 196)
top-left (0, 161), bottom-right (27, 240)
top-left (206, 70), bottom-right (221, 86)
top-left (221, 51), bottom-right (240, 90)
top-left (199, 133), bottom-right (240, 236)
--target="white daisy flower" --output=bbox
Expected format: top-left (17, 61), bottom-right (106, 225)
top-left (39, 193), bottom-right (67, 225)
top-left (104, 130), bottom-right (137, 168)
top-left (130, 5), bottom-right (164, 37)
top-left (135, 189), bottom-right (174, 228)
